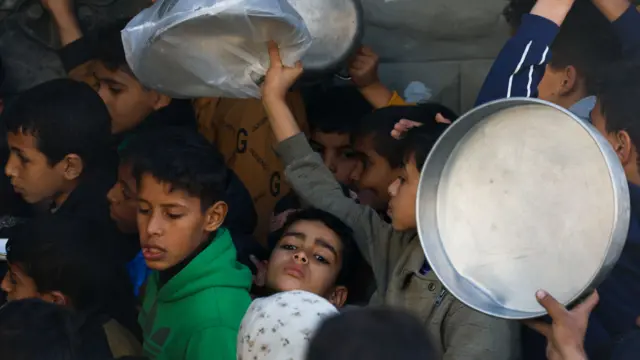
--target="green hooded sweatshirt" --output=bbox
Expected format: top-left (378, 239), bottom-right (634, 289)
top-left (139, 228), bottom-right (252, 360)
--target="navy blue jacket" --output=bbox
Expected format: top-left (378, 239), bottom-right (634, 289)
top-left (476, 6), bottom-right (640, 117)
top-left (475, 6), bottom-right (640, 360)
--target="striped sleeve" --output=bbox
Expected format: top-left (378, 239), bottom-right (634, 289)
top-left (475, 14), bottom-right (559, 106)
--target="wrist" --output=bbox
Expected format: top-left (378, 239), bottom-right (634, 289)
top-left (561, 346), bottom-right (587, 360)
top-left (262, 92), bottom-right (288, 105)
top-left (592, 0), bottom-right (631, 22)
top-left (358, 82), bottom-right (394, 109)
top-left (358, 79), bottom-right (383, 92)
top-left (530, 0), bottom-right (575, 26)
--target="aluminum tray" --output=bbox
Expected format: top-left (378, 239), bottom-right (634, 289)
top-left (416, 98), bottom-right (630, 319)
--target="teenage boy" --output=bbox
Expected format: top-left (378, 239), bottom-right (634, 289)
top-left (261, 43), bottom-right (519, 359)
top-left (480, 0), bottom-right (611, 113)
top-left (476, 0), bottom-right (640, 118)
top-left (2, 78), bottom-right (137, 263)
top-left (260, 208), bottom-right (356, 307)
top-left (107, 128), bottom-right (265, 295)
top-left (131, 128), bottom-right (252, 359)
top-left (1, 216), bottom-right (141, 359)
top-left (41, 0), bottom-right (307, 242)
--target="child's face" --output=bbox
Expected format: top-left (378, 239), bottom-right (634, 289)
top-left (387, 155), bottom-right (421, 231)
top-left (353, 134), bottom-right (403, 210)
top-left (1, 263), bottom-right (41, 302)
top-left (107, 162), bottom-right (138, 234)
top-left (136, 174), bottom-right (226, 271)
top-left (310, 131), bottom-right (361, 186)
top-left (4, 132), bottom-right (67, 204)
top-left (94, 63), bottom-right (168, 134)
top-left (266, 219), bottom-right (348, 307)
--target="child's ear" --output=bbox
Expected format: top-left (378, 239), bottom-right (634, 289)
top-left (61, 154), bottom-right (84, 181)
top-left (42, 291), bottom-right (69, 307)
top-left (151, 92), bottom-right (172, 111)
top-left (204, 201), bottom-right (228, 232)
top-left (559, 66), bottom-right (579, 96)
top-left (615, 130), bottom-right (634, 166)
top-left (328, 286), bottom-right (348, 308)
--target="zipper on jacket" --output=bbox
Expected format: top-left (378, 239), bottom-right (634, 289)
top-left (435, 288), bottom-right (447, 306)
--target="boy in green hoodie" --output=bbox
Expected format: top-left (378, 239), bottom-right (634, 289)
top-left (130, 127), bottom-right (253, 360)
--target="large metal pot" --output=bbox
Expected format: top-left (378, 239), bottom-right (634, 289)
top-left (288, 0), bottom-right (364, 82)
top-left (416, 98), bottom-right (630, 319)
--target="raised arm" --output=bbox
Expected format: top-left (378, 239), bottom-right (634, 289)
top-left (592, 0), bottom-right (640, 59)
top-left (41, 0), bottom-right (82, 46)
top-left (262, 42), bottom-right (412, 285)
top-left (475, 0), bottom-right (575, 106)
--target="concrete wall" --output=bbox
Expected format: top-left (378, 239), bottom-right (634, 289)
top-left (361, 0), bottom-right (510, 113)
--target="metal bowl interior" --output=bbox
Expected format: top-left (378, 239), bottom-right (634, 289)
top-left (287, 0), bottom-right (363, 71)
top-left (416, 98), bottom-right (630, 319)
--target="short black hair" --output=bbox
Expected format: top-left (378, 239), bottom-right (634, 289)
top-left (94, 19), bottom-right (132, 72)
top-left (6, 216), bottom-right (136, 321)
top-left (597, 60), bottom-right (640, 168)
top-left (279, 208), bottom-right (357, 287)
top-left (353, 103), bottom-right (458, 168)
top-left (0, 299), bottom-right (80, 360)
top-left (504, 0), bottom-right (621, 95)
top-left (547, 1), bottom-right (621, 94)
top-left (305, 85), bottom-right (373, 134)
top-left (2, 79), bottom-right (112, 171)
top-left (307, 308), bottom-right (438, 360)
top-left (402, 121), bottom-right (450, 171)
top-left (130, 127), bottom-right (228, 212)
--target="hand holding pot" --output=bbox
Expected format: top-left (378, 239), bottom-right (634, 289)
top-left (524, 290), bottom-right (598, 360)
top-left (262, 41), bottom-right (304, 101)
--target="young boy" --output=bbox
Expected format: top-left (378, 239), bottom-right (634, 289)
top-left (107, 128), bottom-right (264, 295)
top-left (262, 43), bottom-right (519, 359)
top-left (476, 0), bottom-right (638, 118)
top-left (42, 0), bottom-right (309, 242)
top-left (261, 208), bottom-right (356, 307)
top-left (1, 216), bottom-right (141, 359)
top-left (305, 85), bottom-right (372, 187)
top-left (351, 104), bottom-right (458, 211)
top-left (2, 78), bottom-right (137, 263)
top-left (130, 128), bottom-right (252, 359)
top-left (269, 86), bottom-right (369, 234)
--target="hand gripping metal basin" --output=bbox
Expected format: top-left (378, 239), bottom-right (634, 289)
top-left (416, 98), bottom-right (630, 319)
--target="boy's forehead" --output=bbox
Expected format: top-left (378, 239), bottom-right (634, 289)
top-left (286, 220), bottom-right (342, 249)
top-left (311, 131), bottom-right (350, 146)
top-left (95, 63), bottom-right (140, 87)
top-left (352, 133), bottom-right (375, 151)
top-left (7, 131), bottom-right (38, 151)
top-left (138, 173), bottom-right (200, 206)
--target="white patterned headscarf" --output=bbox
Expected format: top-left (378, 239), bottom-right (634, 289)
top-left (237, 290), bottom-right (338, 360)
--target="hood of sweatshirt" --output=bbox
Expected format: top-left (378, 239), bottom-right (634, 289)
top-left (155, 228), bottom-right (252, 302)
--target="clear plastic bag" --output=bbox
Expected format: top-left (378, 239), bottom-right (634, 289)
top-left (121, 0), bottom-right (311, 99)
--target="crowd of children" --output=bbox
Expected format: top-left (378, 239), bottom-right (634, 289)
top-left (1, 0), bottom-right (640, 359)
